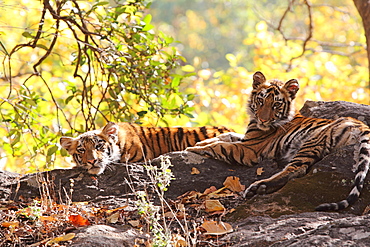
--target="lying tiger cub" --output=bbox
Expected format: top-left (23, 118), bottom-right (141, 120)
top-left (187, 71), bottom-right (370, 211)
top-left (60, 122), bottom-right (232, 175)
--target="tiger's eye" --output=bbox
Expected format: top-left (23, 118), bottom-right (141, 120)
top-left (96, 140), bottom-right (105, 150)
top-left (273, 102), bottom-right (282, 109)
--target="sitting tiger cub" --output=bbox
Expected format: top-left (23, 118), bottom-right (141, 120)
top-left (60, 122), bottom-right (232, 175)
top-left (187, 71), bottom-right (370, 211)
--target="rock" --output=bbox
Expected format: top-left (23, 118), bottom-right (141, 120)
top-left (221, 212), bottom-right (370, 246)
top-left (70, 225), bottom-right (146, 247)
top-left (300, 100), bottom-right (370, 124)
top-left (0, 163), bottom-right (151, 208)
top-left (1, 100), bottom-right (370, 246)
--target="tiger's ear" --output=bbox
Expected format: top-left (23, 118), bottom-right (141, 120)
top-left (253, 71), bottom-right (266, 89)
top-left (283, 79), bottom-right (300, 99)
top-left (102, 122), bottom-right (119, 143)
top-left (60, 137), bottom-right (74, 152)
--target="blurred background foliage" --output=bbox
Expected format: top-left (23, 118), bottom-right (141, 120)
top-left (0, 0), bottom-right (369, 173)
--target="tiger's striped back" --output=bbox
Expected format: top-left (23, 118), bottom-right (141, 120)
top-left (118, 123), bottom-right (233, 163)
top-left (60, 122), bottom-right (233, 175)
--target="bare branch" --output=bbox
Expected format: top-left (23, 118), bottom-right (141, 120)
top-left (276, 0), bottom-right (296, 42)
top-left (287, 0), bottom-right (313, 70)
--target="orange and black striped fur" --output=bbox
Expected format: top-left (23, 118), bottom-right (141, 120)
top-left (187, 71), bottom-right (370, 211)
top-left (60, 122), bottom-right (233, 175)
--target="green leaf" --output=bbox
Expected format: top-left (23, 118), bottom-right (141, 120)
top-left (94, 1), bottom-right (109, 7)
top-left (142, 24), bottom-right (154, 32)
top-left (11, 133), bottom-right (21, 147)
top-left (143, 14), bottom-right (152, 25)
top-left (36, 44), bottom-right (48, 50)
top-left (171, 76), bottom-right (180, 87)
top-left (65, 95), bottom-right (74, 105)
top-left (60, 148), bottom-right (68, 157)
top-left (47, 145), bottom-right (58, 156)
top-left (137, 110), bottom-right (147, 117)
top-left (187, 94), bottom-right (195, 101)
top-left (22, 31), bottom-right (33, 38)
top-left (182, 65), bottom-right (195, 72)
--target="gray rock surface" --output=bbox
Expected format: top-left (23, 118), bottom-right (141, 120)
top-left (222, 212), bottom-right (370, 246)
top-left (70, 225), bottom-right (146, 247)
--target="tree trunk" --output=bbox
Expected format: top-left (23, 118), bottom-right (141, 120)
top-left (353, 0), bottom-right (370, 88)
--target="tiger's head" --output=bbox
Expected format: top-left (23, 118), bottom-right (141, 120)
top-left (60, 122), bottom-right (121, 175)
top-left (248, 71), bottom-right (299, 131)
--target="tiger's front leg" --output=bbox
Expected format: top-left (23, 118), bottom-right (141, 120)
top-left (186, 141), bottom-right (258, 167)
top-left (194, 132), bottom-right (245, 146)
top-left (243, 139), bottom-right (325, 198)
top-left (243, 164), bottom-right (308, 197)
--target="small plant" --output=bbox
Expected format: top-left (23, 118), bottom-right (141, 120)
top-left (136, 191), bottom-right (173, 246)
top-left (16, 200), bottom-right (42, 222)
top-left (136, 156), bottom-right (176, 246)
top-left (146, 156), bottom-right (174, 195)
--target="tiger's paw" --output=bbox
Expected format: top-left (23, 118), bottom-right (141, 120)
top-left (194, 132), bottom-right (244, 147)
top-left (242, 181), bottom-right (268, 198)
top-left (194, 137), bottom-right (220, 147)
top-left (185, 146), bottom-right (212, 156)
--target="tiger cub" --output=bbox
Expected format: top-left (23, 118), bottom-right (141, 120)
top-left (60, 122), bottom-right (233, 175)
top-left (187, 71), bottom-right (370, 211)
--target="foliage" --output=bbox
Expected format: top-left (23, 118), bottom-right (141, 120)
top-left (0, 0), bottom-right (192, 173)
top-left (151, 0), bottom-right (369, 133)
top-left (1, 0), bottom-right (370, 173)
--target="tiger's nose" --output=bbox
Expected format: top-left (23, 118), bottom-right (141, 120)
top-left (260, 118), bottom-right (268, 123)
top-left (87, 159), bottom-right (96, 165)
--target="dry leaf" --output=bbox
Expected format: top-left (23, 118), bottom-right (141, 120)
top-left (204, 199), bottom-right (225, 213)
top-left (223, 176), bottom-right (245, 192)
top-left (107, 211), bottom-right (120, 223)
top-left (68, 214), bottom-right (90, 227)
top-left (106, 205), bottom-right (128, 214)
top-left (164, 211), bottom-right (176, 218)
top-left (165, 210), bottom-right (186, 219)
top-left (201, 220), bottom-right (233, 235)
top-left (172, 234), bottom-right (187, 246)
top-left (1, 221), bottom-right (19, 228)
top-left (47, 233), bottom-right (75, 245)
top-left (179, 190), bottom-right (202, 201)
top-left (256, 167), bottom-right (264, 176)
top-left (176, 203), bottom-right (185, 211)
top-left (128, 220), bottom-right (141, 227)
top-left (72, 201), bottom-right (89, 205)
top-left (191, 167), bottom-right (200, 175)
top-left (203, 186), bottom-right (217, 195)
top-left (40, 216), bottom-right (57, 222)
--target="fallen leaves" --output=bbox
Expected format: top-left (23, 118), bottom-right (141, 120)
top-left (205, 200), bottom-right (225, 213)
top-left (201, 220), bottom-right (233, 235)
top-left (223, 176), bottom-right (245, 192)
top-left (191, 167), bottom-right (201, 174)
top-left (0, 175), bottom-right (246, 246)
top-left (68, 214), bottom-right (90, 227)
top-left (46, 233), bottom-right (76, 245)
top-left (1, 221), bottom-right (19, 228)
top-left (171, 175), bottom-right (244, 241)
top-left (256, 167), bottom-right (264, 176)
top-left (0, 199), bottom-right (135, 246)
